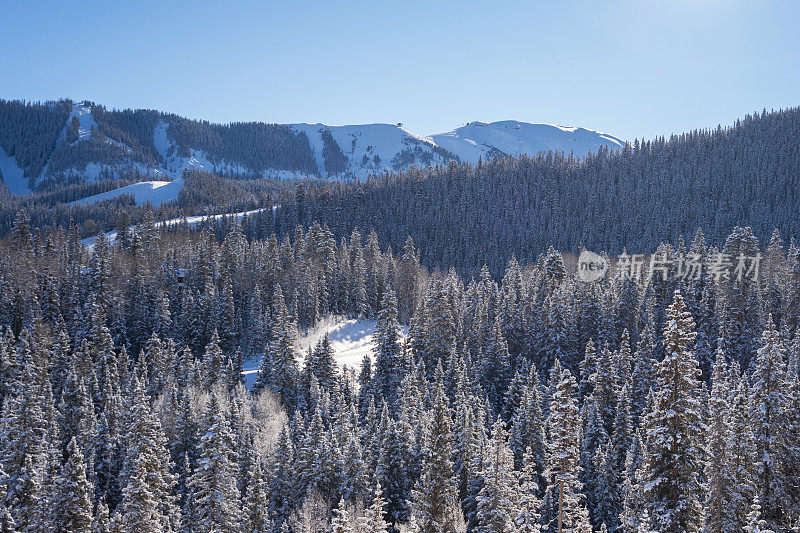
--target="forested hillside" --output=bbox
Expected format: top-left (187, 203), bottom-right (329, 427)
top-left (0, 99), bottom-right (321, 190)
top-left (0, 208), bottom-right (799, 531)
top-left (0, 98), bottom-right (629, 192)
top-left (291, 107), bottom-right (800, 277)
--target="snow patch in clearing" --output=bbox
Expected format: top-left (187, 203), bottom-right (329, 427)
top-left (243, 315), bottom-right (408, 389)
top-left (297, 315), bottom-right (408, 371)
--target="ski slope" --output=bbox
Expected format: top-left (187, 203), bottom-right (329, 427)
top-left (69, 178), bottom-right (184, 207)
top-left (290, 123), bottom-right (451, 179)
top-left (0, 146), bottom-right (29, 195)
top-left (71, 103), bottom-right (98, 142)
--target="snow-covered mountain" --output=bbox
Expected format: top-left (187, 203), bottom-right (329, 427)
top-left (289, 123), bottom-right (454, 180)
top-left (428, 120), bottom-right (624, 164)
top-left (0, 99), bottom-right (626, 204)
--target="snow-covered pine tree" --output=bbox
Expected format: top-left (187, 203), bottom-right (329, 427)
top-left (750, 318), bottom-right (793, 529)
top-left (54, 438), bottom-right (93, 532)
top-left (188, 395), bottom-right (242, 532)
top-left (242, 460), bottom-right (271, 533)
top-left (267, 286), bottom-right (299, 408)
top-left (331, 498), bottom-right (353, 533)
top-left (516, 445), bottom-right (542, 533)
top-left (641, 290), bottom-right (705, 533)
top-left (119, 376), bottom-right (178, 531)
top-left (411, 379), bottom-right (460, 532)
top-left (704, 344), bottom-right (740, 532)
top-left (373, 289), bottom-right (403, 415)
top-left (545, 361), bottom-right (584, 532)
top-left (474, 417), bottom-right (519, 533)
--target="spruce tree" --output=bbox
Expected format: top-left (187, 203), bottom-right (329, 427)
top-left (54, 438), bottom-right (93, 532)
top-left (373, 289), bottom-right (403, 415)
top-left (545, 362), bottom-right (583, 532)
top-left (474, 417), bottom-right (519, 533)
top-left (411, 380), bottom-right (460, 532)
top-left (641, 290), bottom-right (705, 533)
top-left (750, 318), bottom-right (792, 529)
top-left (704, 345), bottom-right (740, 533)
top-left (188, 396), bottom-right (242, 532)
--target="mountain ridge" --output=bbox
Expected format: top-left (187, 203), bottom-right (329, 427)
top-left (0, 98), bottom-right (626, 200)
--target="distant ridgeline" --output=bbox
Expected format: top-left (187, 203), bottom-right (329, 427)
top-left (0, 98), bottom-right (629, 192)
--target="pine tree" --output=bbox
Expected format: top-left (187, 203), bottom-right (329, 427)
top-left (545, 362), bottom-right (583, 532)
top-left (242, 460), bottom-right (271, 533)
top-left (750, 318), bottom-right (792, 529)
top-left (474, 417), bottom-right (519, 533)
top-left (92, 499), bottom-right (111, 533)
top-left (641, 290), bottom-right (705, 533)
top-left (376, 406), bottom-right (411, 525)
top-left (201, 329), bottom-right (225, 389)
top-left (188, 396), bottom-right (242, 532)
top-left (373, 289), bottom-right (403, 415)
top-left (516, 446), bottom-right (542, 533)
top-left (509, 369), bottom-right (546, 481)
top-left (119, 376), bottom-right (178, 531)
top-left (411, 380), bottom-right (460, 532)
top-left (729, 377), bottom-right (757, 528)
top-left (54, 438), bottom-right (93, 532)
top-left (331, 498), bottom-right (353, 533)
top-left (119, 452), bottom-right (160, 532)
top-left (360, 484), bottom-right (391, 533)
top-left (266, 286), bottom-right (299, 407)
top-left (704, 345), bottom-right (739, 533)
top-left (269, 426), bottom-right (296, 529)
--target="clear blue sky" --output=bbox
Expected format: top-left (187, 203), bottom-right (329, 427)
top-left (2, 0), bottom-right (798, 141)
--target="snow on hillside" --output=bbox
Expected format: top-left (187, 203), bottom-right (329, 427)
top-left (428, 120), bottom-right (625, 163)
top-left (290, 123), bottom-right (451, 179)
top-left (4, 104), bottom-right (627, 196)
top-left (154, 119), bottom-right (249, 177)
top-left (66, 102), bottom-right (98, 144)
top-left (54, 102), bottom-right (99, 148)
top-left (68, 177), bottom-right (184, 207)
top-left (242, 315), bottom-right (408, 388)
top-left (0, 146), bottom-right (29, 195)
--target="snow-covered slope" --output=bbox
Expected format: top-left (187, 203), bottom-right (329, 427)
top-left (290, 123), bottom-right (453, 180)
top-left (428, 120), bottom-right (624, 163)
top-left (68, 178), bottom-right (184, 207)
top-left (0, 146), bottom-right (29, 195)
top-left (66, 103), bottom-right (98, 144)
top-left (154, 120), bottom-right (249, 177)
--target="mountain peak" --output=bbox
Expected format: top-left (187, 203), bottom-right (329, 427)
top-left (428, 120), bottom-right (624, 164)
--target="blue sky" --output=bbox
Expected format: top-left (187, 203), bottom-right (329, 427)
top-left (1, 0), bottom-right (798, 140)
